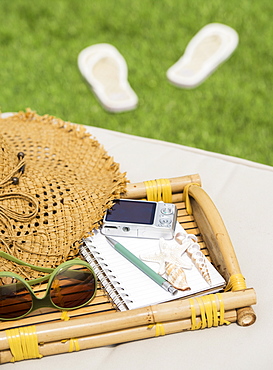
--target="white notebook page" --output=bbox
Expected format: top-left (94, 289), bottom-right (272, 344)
top-left (83, 223), bottom-right (226, 310)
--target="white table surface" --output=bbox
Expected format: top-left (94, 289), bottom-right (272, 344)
top-left (1, 123), bottom-right (273, 369)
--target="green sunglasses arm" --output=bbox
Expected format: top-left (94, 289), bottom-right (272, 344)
top-left (0, 252), bottom-right (91, 286)
top-left (0, 250), bottom-right (54, 274)
top-left (26, 259), bottom-right (89, 286)
top-left (26, 274), bottom-right (52, 285)
top-left (0, 270), bottom-right (52, 287)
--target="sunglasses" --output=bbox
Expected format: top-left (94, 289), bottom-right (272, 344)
top-left (0, 251), bottom-right (97, 321)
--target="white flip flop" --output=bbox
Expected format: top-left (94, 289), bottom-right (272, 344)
top-left (78, 43), bottom-right (138, 112)
top-left (166, 23), bottom-right (239, 89)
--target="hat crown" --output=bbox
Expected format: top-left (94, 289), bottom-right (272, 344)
top-left (0, 112), bottom-right (127, 279)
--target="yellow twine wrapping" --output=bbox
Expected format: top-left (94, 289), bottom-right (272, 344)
top-left (6, 326), bottom-right (42, 362)
top-left (60, 311), bottom-right (71, 321)
top-left (61, 338), bottom-right (80, 352)
top-left (202, 295), bottom-right (213, 328)
top-left (157, 179), bottom-right (172, 203)
top-left (224, 274), bottom-right (246, 292)
top-left (210, 295), bottom-right (219, 327)
top-left (189, 298), bottom-right (199, 330)
top-left (216, 293), bottom-right (226, 325)
top-left (69, 338), bottom-right (80, 352)
top-left (144, 180), bottom-right (156, 201)
top-left (147, 323), bottom-right (165, 337)
top-left (182, 183), bottom-right (201, 215)
top-left (189, 293), bottom-right (231, 330)
top-left (144, 179), bottom-right (172, 203)
top-left (196, 297), bottom-right (207, 329)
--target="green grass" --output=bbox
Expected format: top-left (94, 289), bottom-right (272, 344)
top-left (0, 0), bottom-right (273, 166)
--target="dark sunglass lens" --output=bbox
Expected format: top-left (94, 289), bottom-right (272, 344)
top-left (50, 265), bottom-right (96, 309)
top-left (0, 277), bottom-right (33, 319)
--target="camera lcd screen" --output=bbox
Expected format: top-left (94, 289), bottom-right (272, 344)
top-left (105, 200), bottom-right (156, 225)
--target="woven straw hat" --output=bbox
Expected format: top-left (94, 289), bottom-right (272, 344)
top-left (0, 110), bottom-right (127, 279)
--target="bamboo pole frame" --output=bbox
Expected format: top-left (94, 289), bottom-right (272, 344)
top-left (187, 184), bottom-right (256, 325)
top-left (0, 289), bottom-right (256, 352)
top-left (0, 289), bottom-right (256, 364)
top-left (123, 174), bottom-right (201, 199)
top-left (0, 311), bottom-right (238, 364)
top-left (0, 173), bottom-right (257, 363)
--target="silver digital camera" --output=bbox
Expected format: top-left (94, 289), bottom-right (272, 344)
top-left (101, 199), bottom-right (177, 239)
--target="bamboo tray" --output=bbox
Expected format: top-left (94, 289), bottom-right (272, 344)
top-left (0, 174), bottom-right (257, 364)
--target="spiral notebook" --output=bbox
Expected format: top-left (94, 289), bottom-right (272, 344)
top-left (80, 224), bottom-right (226, 311)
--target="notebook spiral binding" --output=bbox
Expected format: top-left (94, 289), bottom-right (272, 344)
top-left (80, 242), bottom-right (131, 311)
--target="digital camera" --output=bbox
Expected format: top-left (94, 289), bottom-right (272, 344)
top-left (101, 199), bottom-right (177, 239)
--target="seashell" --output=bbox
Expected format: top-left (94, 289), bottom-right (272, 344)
top-left (165, 262), bottom-right (190, 291)
top-left (187, 244), bottom-right (212, 285)
top-left (139, 238), bottom-right (192, 276)
top-left (175, 231), bottom-right (197, 246)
